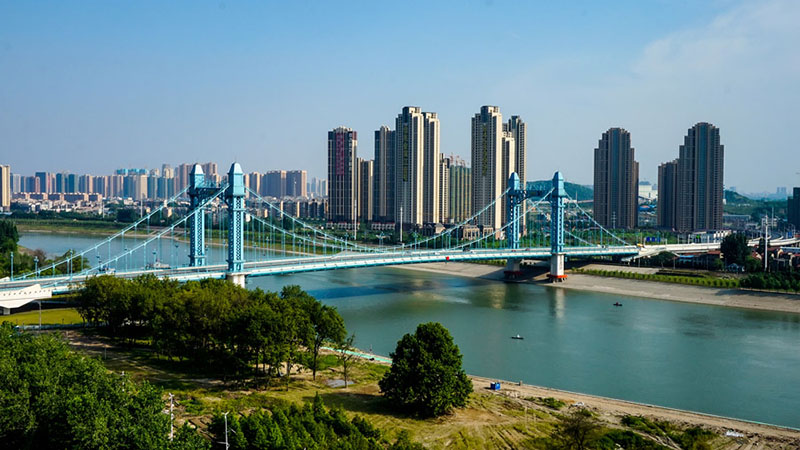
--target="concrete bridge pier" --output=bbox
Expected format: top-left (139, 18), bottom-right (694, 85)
top-left (2, 307), bottom-right (10, 315)
top-left (505, 258), bottom-right (521, 272)
top-left (549, 253), bottom-right (566, 282)
top-left (226, 272), bottom-right (246, 289)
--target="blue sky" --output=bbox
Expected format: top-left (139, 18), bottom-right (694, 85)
top-left (1, 0), bottom-right (798, 192)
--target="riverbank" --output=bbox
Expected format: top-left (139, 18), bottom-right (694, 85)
top-left (336, 347), bottom-right (800, 443)
top-left (63, 330), bottom-right (800, 448)
top-left (396, 262), bottom-right (800, 315)
top-left (471, 374), bottom-right (800, 446)
top-left (554, 273), bottom-right (800, 314)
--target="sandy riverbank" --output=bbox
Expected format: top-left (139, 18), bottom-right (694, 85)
top-left (470, 374), bottom-right (800, 446)
top-left (339, 345), bottom-right (800, 445)
top-left (553, 273), bottom-right (800, 314)
top-left (395, 262), bottom-right (800, 315)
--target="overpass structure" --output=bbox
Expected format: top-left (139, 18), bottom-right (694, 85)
top-left (2, 163), bottom-right (787, 312)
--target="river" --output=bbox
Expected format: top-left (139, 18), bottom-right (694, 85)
top-left (19, 231), bottom-right (800, 428)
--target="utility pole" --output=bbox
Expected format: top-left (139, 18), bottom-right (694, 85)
top-left (168, 393), bottom-right (174, 441)
top-left (764, 213), bottom-right (770, 272)
top-left (400, 206), bottom-right (403, 244)
top-left (222, 412), bottom-right (230, 450)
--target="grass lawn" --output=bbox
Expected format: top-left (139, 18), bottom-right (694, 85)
top-left (56, 330), bottom-right (735, 450)
top-left (3, 308), bottom-right (84, 326)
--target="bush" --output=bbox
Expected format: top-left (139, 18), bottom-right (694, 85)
top-left (538, 397), bottom-right (566, 410)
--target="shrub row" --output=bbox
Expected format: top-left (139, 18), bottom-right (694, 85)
top-left (574, 269), bottom-right (740, 288)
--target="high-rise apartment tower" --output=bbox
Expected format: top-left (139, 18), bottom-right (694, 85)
top-left (327, 127), bottom-right (358, 225)
top-left (593, 128), bottom-right (639, 229)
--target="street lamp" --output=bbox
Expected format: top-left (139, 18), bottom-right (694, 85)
top-left (34, 256), bottom-right (39, 276)
top-left (9, 252), bottom-right (13, 281)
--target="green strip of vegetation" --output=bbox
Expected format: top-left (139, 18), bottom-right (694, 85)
top-left (572, 268), bottom-right (741, 288)
top-left (3, 308), bottom-right (84, 326)
top-left (740, 272), bottom-right (800, 293)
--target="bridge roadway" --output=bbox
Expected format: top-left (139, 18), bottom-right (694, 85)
top-left (0, 245), bottom-right (639, 299)
top-left (3, 238), bottom-right (798, 310)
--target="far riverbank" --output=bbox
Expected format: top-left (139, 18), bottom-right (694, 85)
top-left (397, 262), bottom-right (800, 315)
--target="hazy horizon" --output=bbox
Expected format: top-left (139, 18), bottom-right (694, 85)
top-left (1, 1), bottom-right (798, 191)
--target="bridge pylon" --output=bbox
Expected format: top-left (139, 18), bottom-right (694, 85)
top-left (549, 171), bottom-right (567, 281)
top-left (188, 164), bottom-right (210, 267)
top-left (225, 163), bottom-right (246, 288)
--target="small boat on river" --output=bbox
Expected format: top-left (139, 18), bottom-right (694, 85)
top-left (511, 334), bottom-right (524, 340)
top-left (613, 302), bottom-right (623, 307)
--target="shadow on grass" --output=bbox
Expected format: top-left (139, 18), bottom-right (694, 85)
top-left (310, 391), bottom-right (417, 420)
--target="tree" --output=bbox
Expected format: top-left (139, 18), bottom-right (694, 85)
top-left (379, 322), bottom-right (472, 417)
top-left (0, 322), bottom-right (206, 449)
top-left (549, 409), bottom-right (601, 450)
top-left (0, 220), bottom-right (19, 253)
top-left (721, 233), bottom-right (749, 266)
top-left (336, 334), bottom-right (358, 388)
top-left (304, 300), bottom-right (346, 380)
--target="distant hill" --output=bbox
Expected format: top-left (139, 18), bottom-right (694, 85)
top-left (725, 190), bottom-right (752, 205)
top-left (527, 180), bottom-right (593, 201)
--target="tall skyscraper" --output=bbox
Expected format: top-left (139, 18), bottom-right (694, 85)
top-left (394, 107), bottom-right (425, 227)
top-left (505, 116), bottom-right (527, 186)
top-left (788, 187), bottom-right (800, 229)
top-left (201, 162), bottom-right (218, 182)
top-left (357, 159), bottom-right (373, 222)
top-left (422, 112), bottom-right (440, 223)
top-left (438, 155), bottom-right (451, 223)
top-left (657, 160), bottom-right (678, 229)
top-left (0, 165), bottom-right (10, 211)
top-left (676, 122), bottom-right (724, 232)
top-left (264, 170), bottom-right (287, 198)
top-left (327, 126), bottom-right (358, 225)
top-left (449, 156), bottom-right (471, 223)
top-left (176, 163), bottom-right (192, 193)
top-left (78, 174), bottom-right (94, 194)
top-left (471, 106), bottom-right (504, 230)
top-left (373, 125), bottom-right (395, 223)
top-left (593, 128), bottom-right (639, 229)
top-left (10, 173), bottom-right (21, 194)
top-left (500, 130), bottom-right (516, 223)
top-left (286, 170), bottom-right (307, 197)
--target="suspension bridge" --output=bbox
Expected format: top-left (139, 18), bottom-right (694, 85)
top-left (1, 162), bottom-right (785, 312)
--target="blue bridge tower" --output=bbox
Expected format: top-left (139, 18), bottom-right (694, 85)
top-left (506, 171), bottom-right (568, 281)
top-left (225, 163), bottom-right (246, 287)
top-left (188, 164), bottom-right (219, 267)
top-left (549, 171), bottom-right (567, 281)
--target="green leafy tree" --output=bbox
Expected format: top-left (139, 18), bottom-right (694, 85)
top-left (721, 233), bottom-right (749, 266)
top-left (300, 295), bottom-right (346, 380)
top-left (379, 322), bottom-right (472, 417)
top-left (278, 286), bottom-right (314, 390)
top-left (0, 220), bottom-right (19, 253)
top-left (0, 322), bottom-right (205, 449)
top-left (336, 334), bottom-right (358, 388)
top-left (548, 409), bottom-right (601, 450)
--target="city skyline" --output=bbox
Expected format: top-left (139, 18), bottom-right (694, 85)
top-left (1, 1), bottom-right (798, 191)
